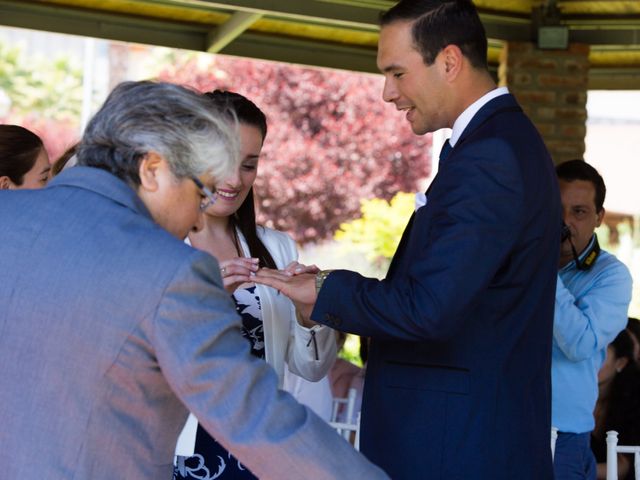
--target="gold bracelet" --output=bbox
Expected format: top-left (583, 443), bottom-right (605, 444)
top-left (315, 269), bottom-right (334, 294)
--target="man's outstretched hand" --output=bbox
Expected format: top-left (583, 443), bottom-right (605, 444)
top-left (253, 268), bottom-right (318, 320)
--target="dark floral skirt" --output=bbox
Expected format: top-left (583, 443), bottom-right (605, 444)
top-left (173, 425), bottom-right (257, 480)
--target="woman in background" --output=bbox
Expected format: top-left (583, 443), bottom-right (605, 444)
top-left (0, 124), bottom-right (49, 189)
top-left (592, 326), bottom-right (640, 480)
top-left (174, 90), bottom-right (336, 480)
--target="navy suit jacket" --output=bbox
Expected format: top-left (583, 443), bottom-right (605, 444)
top-left (313, 94), bottom-right (561, 479)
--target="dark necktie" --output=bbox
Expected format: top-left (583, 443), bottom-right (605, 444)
top-left (391, 141), bottom-right (451, 277)
top-left (439, 139), bottom-right (452, 165)
top-left (424, 139), bottom-right (452, 197)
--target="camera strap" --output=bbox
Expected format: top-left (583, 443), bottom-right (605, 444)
top-left (571, 234), bottom-right (601, 271)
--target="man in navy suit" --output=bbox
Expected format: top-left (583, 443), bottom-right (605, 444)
top-left (255, 0), bottom-right (561, 478)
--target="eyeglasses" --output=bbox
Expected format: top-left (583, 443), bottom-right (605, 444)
top-left (191, 177), bottom-right (217, 212)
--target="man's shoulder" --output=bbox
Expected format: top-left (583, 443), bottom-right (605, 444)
top-left (51, 181), bottom-right (215, 284)
top-left (594, 248), bottom-right (632, 280)
top-left (559, 248), bottom-right (632, 301)
top-left (136, 228), bottom-right (220, 283)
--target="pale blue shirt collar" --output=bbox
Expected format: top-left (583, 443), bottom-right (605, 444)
top-left (559, 234), bottom-right (597, 273)
top-left (449, 86), bottom-right (509, 147)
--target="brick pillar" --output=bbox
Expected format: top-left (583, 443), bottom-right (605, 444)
top-left (499, 42), bottom-right (589, 165)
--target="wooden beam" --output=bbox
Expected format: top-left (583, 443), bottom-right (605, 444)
top-left (0, 0), bottom-right (638, 87)
top-left (206, 10), bottom-right (262, 53)
top-left (183, 0), bottom-right (383, 29)
top-left (220, 31), bottom-right (378, 73)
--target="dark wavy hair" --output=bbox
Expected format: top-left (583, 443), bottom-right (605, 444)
top-left (0, 124), bottom-right (45, 185)
top-left (603, 329), bottom-right (640, 449)
top-left (203, 90), bottom-right (276, 269)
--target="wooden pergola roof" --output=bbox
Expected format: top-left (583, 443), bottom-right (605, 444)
top-left (0, 0), bottom-right (639, 89)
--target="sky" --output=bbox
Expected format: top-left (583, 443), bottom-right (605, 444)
top-left (584, 91), bottom-right (640, 216)
top-left (587, 91), bottom-right (640, 123)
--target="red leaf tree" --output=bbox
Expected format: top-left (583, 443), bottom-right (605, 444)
top-left (158, 54), bottom-right (431, 243)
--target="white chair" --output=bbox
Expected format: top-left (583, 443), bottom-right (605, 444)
top-left (330, 388), bottom-right (361, 450)
top-left (330, 412), bottom-right (361, 451)
top-left (551, 426), bottom-right (558, 460)
top-left (607, 430), bottom-right (640, 479)
top-left (330, 387), bottom-right (357, 425)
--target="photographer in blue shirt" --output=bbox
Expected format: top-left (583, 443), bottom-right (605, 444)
top-left (552, 159), bottom-right (633, 480)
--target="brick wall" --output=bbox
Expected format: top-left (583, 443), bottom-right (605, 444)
top-left (499, 42), bottom-right (590, 164)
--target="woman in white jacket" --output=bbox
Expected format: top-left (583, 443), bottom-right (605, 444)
top-left (174, 90), bottom-right (336, 480)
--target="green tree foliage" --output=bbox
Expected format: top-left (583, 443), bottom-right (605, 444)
top-left (335, 192), bottom-right (416, 270)
top-left (0, 41), bottom-right (30, 112)
top-left (0, 41), bottom-right (83, 121)
top-left (340, 334), bottom-right (364, 367)
top-left (0, 40), bottom-right (82, 160)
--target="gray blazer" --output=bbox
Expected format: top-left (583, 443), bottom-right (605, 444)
top-left (0, 167), bottom-right (387, 479)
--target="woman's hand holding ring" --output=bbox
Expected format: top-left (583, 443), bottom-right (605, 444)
top-left (218, 258), bottom-right (258, 293)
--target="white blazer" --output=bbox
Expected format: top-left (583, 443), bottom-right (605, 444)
top-left (238, 226), bottom-right (336, 386)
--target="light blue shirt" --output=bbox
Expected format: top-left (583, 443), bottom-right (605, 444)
top-left (551, 235), bottom-right (633, 433)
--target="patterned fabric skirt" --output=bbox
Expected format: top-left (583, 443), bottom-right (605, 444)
top-left (173, 425), bottom-right (257, 480)
top-left (173, 285), bottom-right (263, 479)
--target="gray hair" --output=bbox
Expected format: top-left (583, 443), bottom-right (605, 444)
top-left (76, 80), bottom-right (239, 186)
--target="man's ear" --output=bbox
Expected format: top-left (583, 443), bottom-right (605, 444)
top-left (615, 355), bottom-right (629, 373)
top-left (596, 207), bottom-right (605, 228)
top-left (0, 176), bottom-right (14, 190)
top-left (440, 44), bottom-right (463, 80)
top-left (138, 152), bottom-right (165, 193)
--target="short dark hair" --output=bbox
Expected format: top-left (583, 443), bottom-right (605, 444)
top-left (0, 124), bottom-right (44, 185)
top-left (627, 318), bottom-right (640, 349)
top-left (611, 329), bottom-right (636, 363)
top-left (380, 0), bottom-right (488, 70)
top-left (204, 90), bottom-right (267, 141)
top-left (603, 327), bottom-right (640, 444)
top-left (556, 159), bottom-right (606, 213)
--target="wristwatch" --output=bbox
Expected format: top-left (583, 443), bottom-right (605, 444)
top-left (315, 269), bottom-right (334, 294)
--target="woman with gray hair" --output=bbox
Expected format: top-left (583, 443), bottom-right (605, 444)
top-left (0, 79), bottom-right (389, 480)
top-left (74, 80), bottom-right (239, 239)
top-left (77, 80), bottom-right (238, 194)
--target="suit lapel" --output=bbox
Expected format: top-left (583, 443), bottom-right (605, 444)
top-left (386, 212), bottom-right (415, 279)
top-left (386, 94), bottom-right (522, 281)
